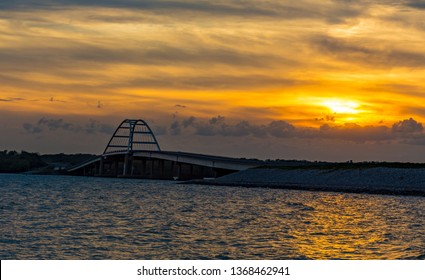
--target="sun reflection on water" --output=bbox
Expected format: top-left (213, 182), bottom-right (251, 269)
top-left (0, 174), bottom-right (424, 259)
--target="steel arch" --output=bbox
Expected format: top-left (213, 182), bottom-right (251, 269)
top-left (103, 119), bottom-right (161, 155)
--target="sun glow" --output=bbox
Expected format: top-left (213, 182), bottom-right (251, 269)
top-left (323, 100), bottom-right (360, 114)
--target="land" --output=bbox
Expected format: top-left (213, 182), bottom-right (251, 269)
top-left (0, 150), bottom-right (96, 174)
top-left (2, 151), bottom-right (425, 196)
top-left (198, 164), bottom-right (425, 197)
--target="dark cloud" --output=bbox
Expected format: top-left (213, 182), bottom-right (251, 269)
top-left (401, 134), bottom-right (425, 145)
top-left (219, 121), bottom-right (254, 137)
top-left (170, 116), bottom-right (296, 138)
top-left (0, 43), bottom-right (302, 91)
top-left (76, 44), bottom-right (293, 69)
top-left (317, 119), bottom-right (425, 143)
top-left (182, 116), bottom-right (196, 128)
top-left (165, 115), bottom-right (425, 145)
top-left (152, 125), bottom-right (167, 136)
top-left (23, 118), bottom-right (114, 135)
top-left (0, 42), bottom-right (297, 80)
top-left (406, 1), bottom-right (425, 10)
top-left (84, 120), bottom-right (115, 134)
top-left (0, 1), bottom-right (318, 19)
top-left (0, 97), bottom-right (25, 102)
top-left (315, 114), bottom-right (336, 122)
top-left (192, 123), bottom-right (215, 136)
top-left (209, 116), bottom-right (225, 125)
top-left (267, 120), bottom-right (296, 138)
top-left (319, 123), bottom-right (391, 142)
top-left (36, 118), bottom-right (80, 132)
top-left (392, 117), bottom-right (423, 134)
top-left (313, 35), bottom-right (425, 68)
top-left (169, 120), bottom-right (181, 135)
top-left (0, 32), bottom-right (316, 95)
top-left (123, 75), bottom-right (304, 90)
top-left (50, 97), bottom-right (68, 103)
top-left (22, 123), bottom-right (43, 134)
top-left (0, 0), bottom-right (375, 27)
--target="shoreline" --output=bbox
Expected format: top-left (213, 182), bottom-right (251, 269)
top-left (188, 167), bottom-right (425, 197)
top-left (189, 180), bottom-right (425, 197)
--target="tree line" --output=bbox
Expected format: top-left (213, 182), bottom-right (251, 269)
top-left (0, 150), bottom-right (96, 173)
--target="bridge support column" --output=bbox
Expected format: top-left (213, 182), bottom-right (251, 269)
top-left (177, 163), bottom-right (181, 180)
top-left (160, 160), bottom-right (165, 179)
top-left (99, 157), bottom-right (104, 176)
top-left (141, 159), bottom-right (146, 177)
top-left (123, 153), bottom-right (133, 176)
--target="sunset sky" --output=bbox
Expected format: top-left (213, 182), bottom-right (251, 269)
top-left (1, 0), bottom-right (425, 161)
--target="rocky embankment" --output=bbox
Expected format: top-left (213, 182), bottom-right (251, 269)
top-left (201, 167), bottom-right (425, 196)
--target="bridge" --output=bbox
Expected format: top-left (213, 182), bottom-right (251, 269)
top-left (68, 119), bottom-right (263, 180)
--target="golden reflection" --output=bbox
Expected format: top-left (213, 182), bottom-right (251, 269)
top-left (289, 194), bottom-right (406, 259)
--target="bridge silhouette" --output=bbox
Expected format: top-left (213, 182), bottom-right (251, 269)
top-left (69, 119), bottom-right (263, 179)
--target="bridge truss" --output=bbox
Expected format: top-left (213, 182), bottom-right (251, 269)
top-left (103, 119), bottom-right (161, 155)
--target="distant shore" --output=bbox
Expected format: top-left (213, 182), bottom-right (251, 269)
top-left (193, 167), bottom-right (425, 197)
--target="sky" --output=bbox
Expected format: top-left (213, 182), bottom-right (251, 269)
top-left (1, 0), bottom-right (425, 162)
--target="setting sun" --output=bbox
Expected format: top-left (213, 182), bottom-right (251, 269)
top-left (1, 0), bottom-right (425, 162)
top-left (323, 100), bottom-right (360, 114)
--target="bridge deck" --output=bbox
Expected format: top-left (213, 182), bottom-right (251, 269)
top-left (68, 150), bottom-right (262, 173)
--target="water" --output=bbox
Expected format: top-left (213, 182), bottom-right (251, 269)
top-left (0, 174), bottom-right (424, 259)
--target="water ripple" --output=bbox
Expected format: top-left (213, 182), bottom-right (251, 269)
top-left (0, 174), bottom-right (424, 259)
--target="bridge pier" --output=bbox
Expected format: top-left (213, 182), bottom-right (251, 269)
top-left (99, 157), bottom-right (104, 176)
top-left (69, 152), bottom-right (254, 179)
top-left (123, 153), bottom-right (133, 176)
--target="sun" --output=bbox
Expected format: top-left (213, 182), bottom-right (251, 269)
top-left (323, 100), bottom-right (360, 114)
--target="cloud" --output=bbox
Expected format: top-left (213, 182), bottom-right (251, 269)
top-left (219, 121), bottom-right (255, 137)
top-left (209, 116), bottom-right (225, 125)
top-left (313, 35), bottom-right (425, 68)
top-left (164, 115), bottom-right (425, 145)
top-left (84, 120), bottom-right (115, 134)
top-left (0, 0), bottom-right (376, 32)
top-left (22, 123), bottom-right (43, 134)
top-left (169, 116), bottom-right (296, 138)
top-left (0, 1), bottom-right (322, 20)
top-left (23, 118), bottom-right (114, 135)
top-left (121, 75), bottom-right (305, 90)
top-left (0, 43), bottom-right (303, 91)
top-left (1, 0), bottom-right (425, 152)
top-left (50, 97), bottom-right (68, 103)
top-left (0, 97), bottom-right (25, 102)
top-left (392, 117), bottom-right (423, 134)
top-left (169, 120), bottom-right (181, 135)
top-left (267, 120), bottom-right (297, 138)
top-left (66, 44), bottom-right (289, 68)
top-left (182, 116), bottom-right (196, 128)
top-left (406, 1), bottom-right (425, 10)
top-left (36, 118), bottom-right (80, 132)
top-left (152, 125), bottom-right (167, 136)
top-left (319, 123), bottom-right (391, 142)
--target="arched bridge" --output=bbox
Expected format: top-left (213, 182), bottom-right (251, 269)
top-left (68, 119), bottom-right (262, 179)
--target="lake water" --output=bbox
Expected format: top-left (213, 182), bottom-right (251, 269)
top-left (0, 174), bottom-right (424, 259)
